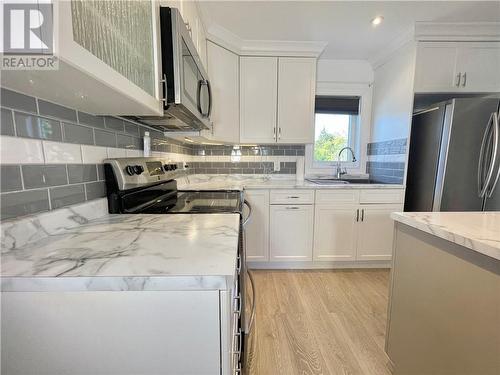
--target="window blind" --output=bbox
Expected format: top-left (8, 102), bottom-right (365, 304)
top-left (315, 96), bottom-right (360, 115)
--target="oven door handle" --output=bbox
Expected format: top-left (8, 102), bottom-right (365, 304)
top-left (243, 199), bottom-right (252, 227)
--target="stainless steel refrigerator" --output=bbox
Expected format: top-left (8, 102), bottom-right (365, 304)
top-left (405, 97), bottom-right (500, 212)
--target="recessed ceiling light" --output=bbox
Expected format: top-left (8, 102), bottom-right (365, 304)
top-left (371, 16), bottom-right (384, 26)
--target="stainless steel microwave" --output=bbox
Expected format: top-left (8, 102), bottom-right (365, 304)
top-left (129, 7), bottom-right (212, 132)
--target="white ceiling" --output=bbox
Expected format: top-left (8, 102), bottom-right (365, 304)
top-left (198, 1), bottom-right (500, 60)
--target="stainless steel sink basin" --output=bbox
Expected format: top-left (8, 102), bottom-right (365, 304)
top-left (306, 178), bottom-right (349, 185)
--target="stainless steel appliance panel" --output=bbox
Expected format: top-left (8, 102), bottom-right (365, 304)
top-left (404, 106), bottom-right (446, 212)
top-left (439, 98), bottom-right (500, 211)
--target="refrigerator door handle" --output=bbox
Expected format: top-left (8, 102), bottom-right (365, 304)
top-left (478, 112), bottom-right (498, 198)
top-left (486, 112), bottom-right (500, 197)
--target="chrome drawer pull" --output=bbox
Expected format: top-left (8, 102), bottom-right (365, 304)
top-left (286, 206), bottom-right (299, 210)
top-left (287, 196), bottom-right (300, 198)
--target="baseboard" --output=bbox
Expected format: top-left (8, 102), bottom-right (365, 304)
top-left (246, 260), bottom-right (391, 270)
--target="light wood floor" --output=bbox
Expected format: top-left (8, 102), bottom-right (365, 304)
top-left (245, 269), bottom-right (393, 375)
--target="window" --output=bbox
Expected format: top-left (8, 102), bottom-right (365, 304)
top-left (312, 96), bottom-right (360, 167)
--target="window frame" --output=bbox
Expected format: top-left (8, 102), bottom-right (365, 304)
top-left (305, 82), bottom-right (372, 176)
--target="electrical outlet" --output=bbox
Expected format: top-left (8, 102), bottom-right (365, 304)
top-left (274, 161), bottom-right (280, 172)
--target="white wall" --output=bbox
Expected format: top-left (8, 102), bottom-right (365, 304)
top-left (317, 59), bottom-right (373, 84)
top-left (370, 42), bottom-right (417, 142)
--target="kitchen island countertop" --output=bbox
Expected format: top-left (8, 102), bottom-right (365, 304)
top-left (391, 211), bottom-right (500, 260)
top-left (1, 213), bottom-right (240, 292)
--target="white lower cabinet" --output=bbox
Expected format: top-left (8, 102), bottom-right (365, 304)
top-left (245, 190), bottom-right (270, 262)
top-left (313, 203), bottom-right (402, 262)
top-left (357, 205), bottom-right (402, 261)
top-left (313, 206), bottom-right (358, 261)
top-left (270, 204), bottom-right (314, 261)
top-left (245, 188), bottom-right (403, 268)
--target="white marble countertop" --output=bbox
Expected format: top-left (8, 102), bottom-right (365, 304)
top-left (177, 175), bottom-right (405, 191)
top-left (1, 213), bottom-right (240, 292)
top-left (391, 212), bottom-right (500, 261)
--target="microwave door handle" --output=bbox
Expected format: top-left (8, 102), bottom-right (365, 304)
top-left (478, 112), bottom-right (495, 198)
top-left (486, 112), bottom-right (500, 197)
top-left (206, 80), bottom-right (213, 118)
top-left (196, 79), bottom-right (203, 116)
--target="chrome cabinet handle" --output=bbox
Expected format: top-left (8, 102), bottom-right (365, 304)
top-left (455, 72), bottom-right (461, 87)
top-left (462, 72), bottom-right (467, 87)
top-left (478, 112), bottom-right (497, 198)
top-left (273, 127), bottom-right (276, 140)
top-left (286, 206), bottom-right (299, 210)
top-left (361, 209), bottom-right (365, 222)
top-left (287, 196), bottom-right (300, 199)
top-left (278, 127), bottom-right (282, 140)
top-left (356, 209), bottom-right (359, 222)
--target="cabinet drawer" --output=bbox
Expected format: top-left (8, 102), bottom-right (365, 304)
top-left (315, 190), bottom-right (359, 205)
top-left (359, 189), bottom-right (404, 204)
top-left (270, 189), bottom-right (314, 204)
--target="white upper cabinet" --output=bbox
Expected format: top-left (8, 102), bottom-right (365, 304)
top-left (240, 56), bottom-right (317, 144)
top-left (455, 43), bottom-right (500, 92)
top-left (277, 58), bottom-right (316, 143)
top-left (207, 42), bottom-right (239, 144)
top-left (2, 0), bottom-right (163, 116)
top-left (240, 56), bottom-right (278, 144)
top-left (414, 42), bottom-right (500, 93)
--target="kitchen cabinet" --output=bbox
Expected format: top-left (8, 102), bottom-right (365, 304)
top-left (357, 205), bottom-right (402, 261)
top-left (313, 206), bottom-right (358, 261)
top-left (240, 57), bottom-right (317, 144)
top-left (313, 190), bottom-right (403, 263)
top-left (414, 42), bottom-right (500, 93)
top-left (277, 58), bottom-right (316, 143)
top-left (245, 190), bottom-right (270, 262)
top-left (206, 41), bottom-right (239, 144)
top-left (1, 1), bottom-right (163, 116)
top-left (270, 204), bottom-right (314, 261)
top-left (240, 57), bottom-right (278, 143)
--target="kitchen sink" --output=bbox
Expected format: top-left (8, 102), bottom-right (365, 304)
top-left (306, 178), bottom-right (372, 185)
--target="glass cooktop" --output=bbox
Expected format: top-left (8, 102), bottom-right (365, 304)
top-left (138, 190), bottom-right (243, 214)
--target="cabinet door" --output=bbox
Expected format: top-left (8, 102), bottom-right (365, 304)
top-left (357, 205), bottom-right (401, 261)
top-left (270, 205), bottom-right (313, 261)
top-left (277, 58), bottom-right (316, 143)
top-left (207, 42), bottom-right (239, 143)
top-left (313, 206), bottom-right (358, 261)
top-left (245, 190), bottom-right (270, 262)
top-left (414, 43), bottom-right (458, 92)
top-left (455, 43), bottom-right (500, 92)
top-left (240, 57), bottom-right (278, 143)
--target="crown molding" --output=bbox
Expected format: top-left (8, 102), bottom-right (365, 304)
top-left (206, 24), bottom-right (327, 58)
top-left (415, 22), bottom-right (500, 41)
top-left (368, 26), bottom-right (415, 69)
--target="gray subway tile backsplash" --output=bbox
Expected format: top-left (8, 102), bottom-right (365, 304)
top-left (1, 189), bottom-right (50, 220)
top-left (50, 184), bottom-right (86, 209)
top-left (96, 164), bottom-right (105, 181)
top-left (38, 99), bottom-right (78, 123)
top-left (85, 181), bottom-right (106, 200)
top-left (63, 122), bottom-right (94, 145)
top-left (77, 111), bottom-right (105, 128)
top-left (1, 165), bottom-right (23, 192)
top-left (1, 88), bottom-right (37, 113)
top-left (67, 164), bottom-right (97, 184)
top-left (124, 122), bottom-right (140, 136)
top-left (22, 164), bottom-right (68, 189)
top-left (94, 129), bottom-right (117, 147)
top-left (117, 134), bottom-right (141, 149)
top-left (15, 112), bottom-right (62, 141)
top-left (1, 108), bottom-right (15, 136)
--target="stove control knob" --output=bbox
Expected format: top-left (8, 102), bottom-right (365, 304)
top-left (125, 165), bottom-right (135, 176)
top-left (163, 164), bottom-right (170, 171)
top-left (172, 164), bottom-right (178, 170)
top-left (133, 165), bottom-right (144, 175)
